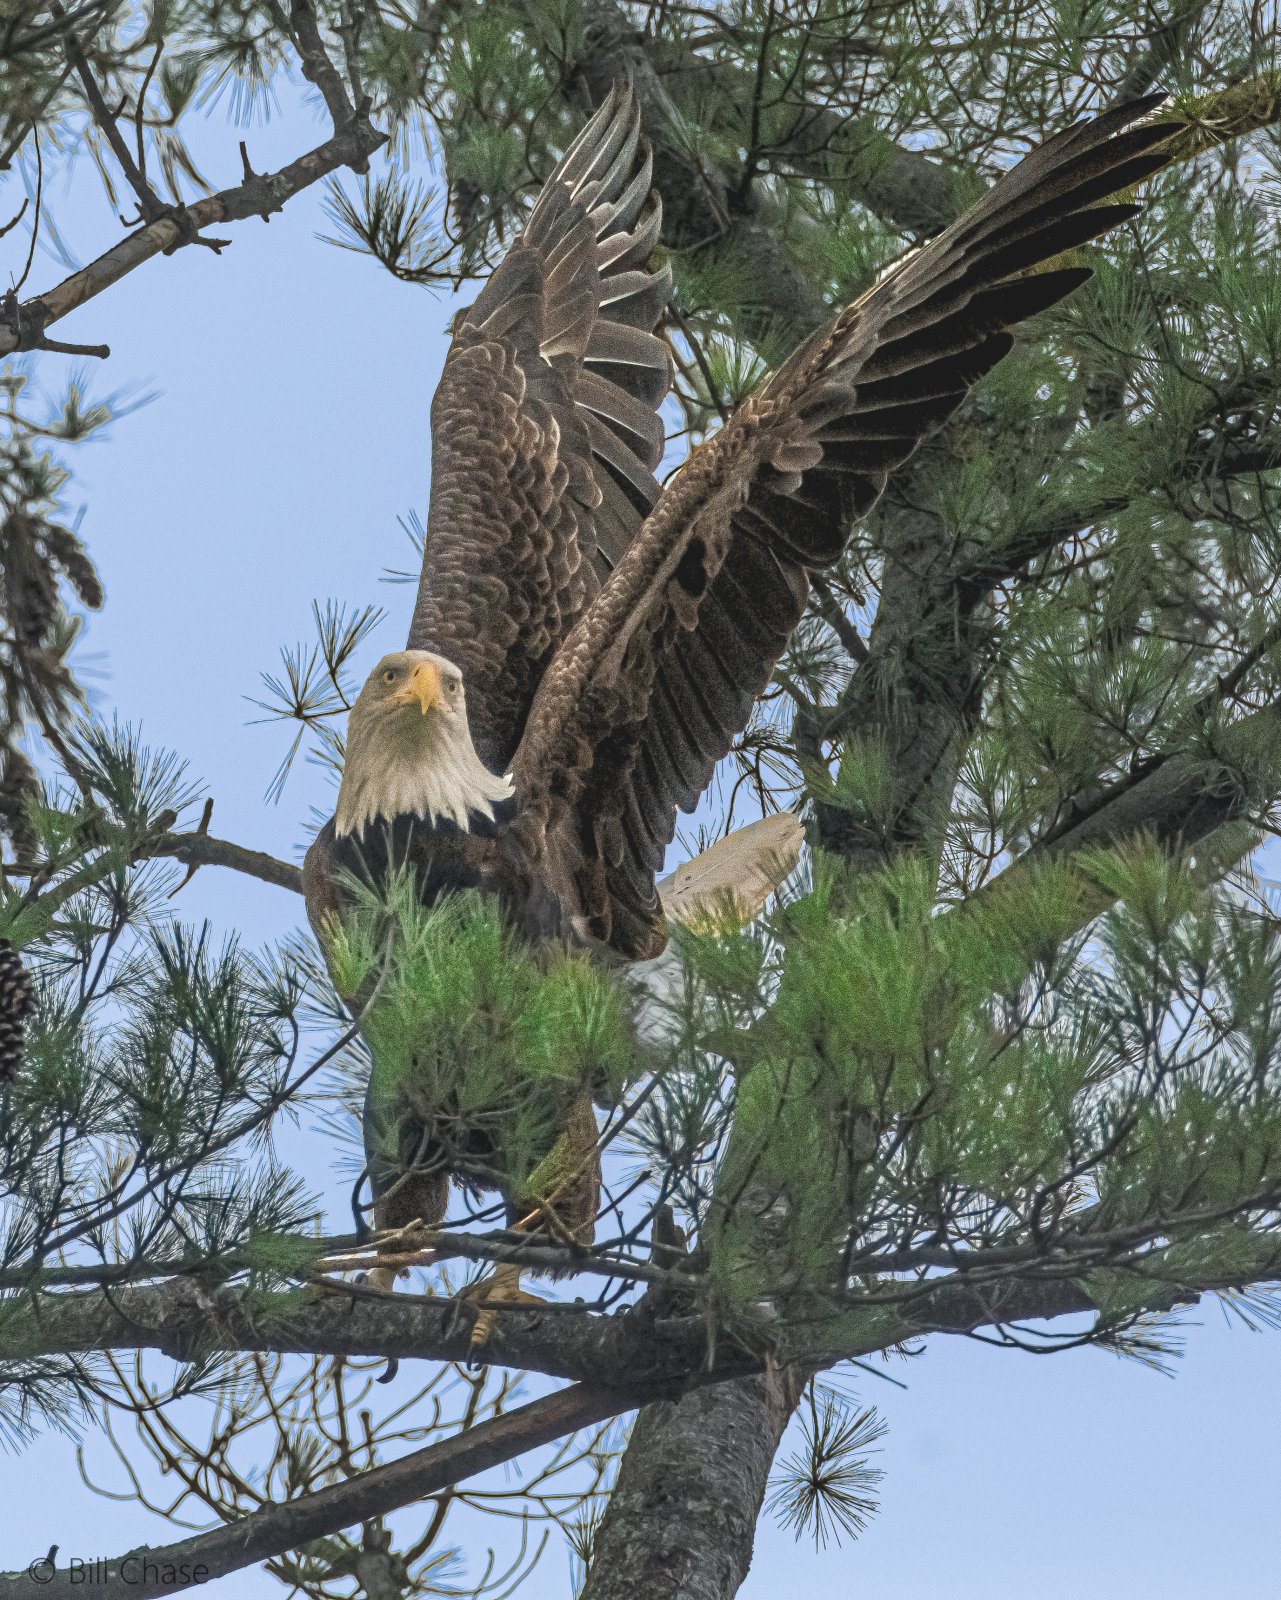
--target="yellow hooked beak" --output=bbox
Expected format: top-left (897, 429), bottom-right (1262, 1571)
top-left (396, 660), bottom-right (442, 715)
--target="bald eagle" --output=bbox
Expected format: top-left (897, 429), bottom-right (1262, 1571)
top-left (303, 88), bottom-right (1174, 1325)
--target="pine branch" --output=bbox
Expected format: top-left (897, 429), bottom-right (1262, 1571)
top-left (1115, 0), bottom-right (1213, 102)
top-left (0, 117), bottom-right (387, 360)
top-left (572, 1), bottom-right (1281, 347)
top-left (1164, 72), bottom-right (1281, 161)
top-left (3, 0), bottom-right (110, 58)
top-left (287, 0), bottom-right (357, 128)
top-left (0, 1224), bottom-right (696, 1292)
top-left (11, 1209), bottom-right (1280, 1383)
top-left (958, 416), bottom-right (1281, 596)
top-left (816, 313), bottom-right (1281, 865)
top-left (11, 1237), bottom-right (1257, 1594)
top-left (0, 1272), bottom-right (696, 1389)
top-left (9, 826), bottom-right (302, 924)
top-left (643, 29), bottom-right (976, 237)
top-left (574, 0), bottom-right (828, 338)
top-left (1026, 705), bottom-right (1278, 867)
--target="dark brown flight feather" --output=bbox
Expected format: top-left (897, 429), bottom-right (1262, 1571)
top-left (509, 93), bottom-right (1176, 958)
top-left (407, 86), bottom-right (673, 774)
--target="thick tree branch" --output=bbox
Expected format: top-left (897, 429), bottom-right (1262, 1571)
top-left (0, 1274), bottom-right (714, 1388)
top-left (0, 1382), bottom-right (636, 1599)
top-left (7, 1252), bottom-right (1256, 1598)
top-left (9, 1209), bottom-right (1275, 1387)
top-left (1027, 703), bottom-right (1280, 867)
top-left (1164, 72), bottom-right (1281, 161)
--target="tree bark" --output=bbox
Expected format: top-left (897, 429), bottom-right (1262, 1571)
top-left (580, 1374), bottom-right (801, 1600)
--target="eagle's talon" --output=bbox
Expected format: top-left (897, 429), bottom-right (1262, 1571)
top-left (457, 1263), bottom-right (551, 1357)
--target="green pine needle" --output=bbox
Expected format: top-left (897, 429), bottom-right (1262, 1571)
top-left (767, 1386), bottom-right (886, 1550)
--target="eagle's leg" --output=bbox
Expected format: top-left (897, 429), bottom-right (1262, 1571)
top-left (364, 1167), bottom-right (449, 1291)
top-left (362, 1086), bottom-right (451, 1291)
top-left (464, 1092), bottom-right (600, 1350)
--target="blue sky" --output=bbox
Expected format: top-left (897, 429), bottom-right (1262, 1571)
top-left (5, 83), bottom-right (1280, 1600)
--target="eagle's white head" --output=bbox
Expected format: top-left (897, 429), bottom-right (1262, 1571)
top-left (334, 649), bottom-right (514, 837)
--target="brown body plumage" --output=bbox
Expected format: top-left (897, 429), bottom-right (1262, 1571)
top-left (303, 89), bottom-right (1176, 1306)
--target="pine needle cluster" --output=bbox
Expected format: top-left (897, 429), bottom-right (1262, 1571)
top-left (324, 873), bottom-right (643, 1207)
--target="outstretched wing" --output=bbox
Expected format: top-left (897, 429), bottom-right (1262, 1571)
top-left (514, 95), bottom-right (1176, 959)
top-left (408, 87), bottom-right (672, 771)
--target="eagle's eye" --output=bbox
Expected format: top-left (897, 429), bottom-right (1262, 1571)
top-left (381, 668), bottom-right (397, 685)
top-left (446, 678), bottom-right (460, 694)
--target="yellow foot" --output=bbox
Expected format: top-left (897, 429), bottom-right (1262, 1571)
top-left (459, 1264), bottom-right (550, 1354)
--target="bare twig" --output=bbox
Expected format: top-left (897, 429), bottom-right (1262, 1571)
top-left (13, 130), bottom-right (42, 292)
top-left (56, 2), bottom-right (169, 226)
top-left (0, 1384), bottom-right (640, 1598)
top-left (30, 335), bottom-right (110, 358)
top-left (141, 827), bottom-right (301, 893)
top-left (0, 197), bottom-right (28, 239)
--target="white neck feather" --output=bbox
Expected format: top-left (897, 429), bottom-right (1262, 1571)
top-left (335, 715), bottom-right (514, 837)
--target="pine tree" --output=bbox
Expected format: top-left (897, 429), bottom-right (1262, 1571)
top-left (2, 2), bottom-right (1281, 1597)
